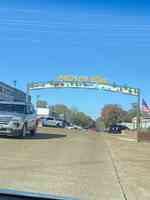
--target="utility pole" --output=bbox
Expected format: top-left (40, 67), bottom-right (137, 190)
top-left (137, 89), bottom-right (141, 142)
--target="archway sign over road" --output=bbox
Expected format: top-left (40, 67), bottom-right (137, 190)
top-left (28, 75), bottom-right (139, 96)
top-left (28, 75), bottom-right (141, 141)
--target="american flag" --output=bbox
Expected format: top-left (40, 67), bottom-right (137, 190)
top-left (142, 99), bottom-right (150, 113)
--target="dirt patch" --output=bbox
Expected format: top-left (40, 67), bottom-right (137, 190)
top-left (122, 130), bottom-right (137, 140)
top-left (138, 132), bottom-right (150, 142)
top-left (122, 130), bottom-right (150, 142)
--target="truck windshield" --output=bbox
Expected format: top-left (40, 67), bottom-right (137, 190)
top-left (0, 104), bottom-right (25, 114)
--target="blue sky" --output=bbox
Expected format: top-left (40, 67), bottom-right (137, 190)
top-left (0, 0), bottom-right (150, 118)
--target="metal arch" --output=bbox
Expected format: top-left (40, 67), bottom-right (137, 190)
top-left (27, 80), bottom-right (139, 97)
top-left (27, 80), bottom-right (141, 141)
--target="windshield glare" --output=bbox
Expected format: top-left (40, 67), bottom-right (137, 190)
top-left (0, 0), bottom-right (149, 199)
top-left (0, 104), bottom-right (25, 114)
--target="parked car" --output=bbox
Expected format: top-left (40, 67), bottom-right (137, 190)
top-left (0, 101), bottom-right (37, 137)
top-left (42, 117), bottom-right (64, 128)
top-left (108, 125), bottom-right (129, 134)
top-left (66, 125), bottom-right (82, 130)
top-left (118, 125), bottom-right (129, 131)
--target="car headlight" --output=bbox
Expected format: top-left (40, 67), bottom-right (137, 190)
top-left (12, 122), bottom-right (20, 128)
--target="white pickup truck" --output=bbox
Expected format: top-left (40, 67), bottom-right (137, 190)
top-left (0, 101), bottom-right (37, 137)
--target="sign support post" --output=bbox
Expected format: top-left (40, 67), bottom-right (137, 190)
top-left (137, 89), bottom-right (141, 142)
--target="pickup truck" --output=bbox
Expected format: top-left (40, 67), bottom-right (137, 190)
top-left (0, 101), bottom-right (37, 137)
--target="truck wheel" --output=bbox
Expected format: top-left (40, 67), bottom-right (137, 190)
top-left (56, 123), bottom-right (61, 128)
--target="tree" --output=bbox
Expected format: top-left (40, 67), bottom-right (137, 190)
top-left (49, 104), bottom-right (72, 122)
top-left (101, 104), bottom-right (125, 127)
top-left (119, 110), bottom-right (132, 123)
top-left (49, 104), bottom-right (95, 128)
top-left (36, 100), bottom-right (48, 108)
top-left (96, 117), bottom-right (105, 131)
top-left (53, 104), bottom-right (70, 114)
top-left (71, 111), bottom-right (93, 128)
top-left (126, 103), bottom-right (144, 122)
top-left (127, 103), bottom-right (138, 120)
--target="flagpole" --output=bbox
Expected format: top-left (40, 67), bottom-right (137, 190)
top-left (137, 89), bottom-right (141, 142)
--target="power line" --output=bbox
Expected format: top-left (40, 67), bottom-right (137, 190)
top-left (0, 19), bottom-right (150, 29)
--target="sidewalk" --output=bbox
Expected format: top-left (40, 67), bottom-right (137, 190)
top-left (104, 134), bottom-right (150, 200)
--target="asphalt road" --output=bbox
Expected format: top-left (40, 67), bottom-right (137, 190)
top-left (0, 128), bottom-right (149, 200)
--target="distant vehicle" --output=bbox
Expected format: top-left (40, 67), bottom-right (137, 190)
top-left (42, 117), bottom-right (64, 128)
top-left (108, 125), bottom-right (129, 134)
top-left (66, 126), bottom-right (74, 130)
top-left (118, 125), bottom-right (129, 131)
top-left (0, 101), bottom-right (37, 137)
top-left (62, 120), bottom-right (71, 127)
top-left (66, 125), bottom-right (82, 130)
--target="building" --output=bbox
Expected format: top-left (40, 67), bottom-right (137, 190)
top-left (0, 81), bottom-right (26, 102)
top-left (36, 107), bottom-right (49, 118)
top-left (132, 116), bottom-right (150, 129)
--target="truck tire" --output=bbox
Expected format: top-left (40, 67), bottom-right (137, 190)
top-left (56, 123), bottom-right (61, 128)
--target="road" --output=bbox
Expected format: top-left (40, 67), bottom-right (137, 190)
top-left (0, 128), bottom-right (149, 200)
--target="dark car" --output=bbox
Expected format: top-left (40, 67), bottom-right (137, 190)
top-left (109, 125), bottom-right (129, 134)
top-left (118, 125), bottom-right (129, 131)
